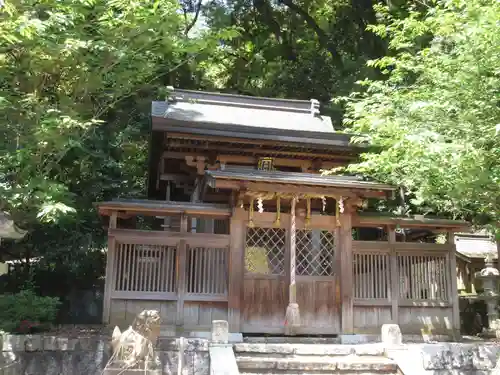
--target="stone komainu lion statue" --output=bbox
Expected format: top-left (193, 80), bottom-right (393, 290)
top-left (109, 310), bottom-right (162, 370)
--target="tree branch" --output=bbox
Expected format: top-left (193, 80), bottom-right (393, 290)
top-left (184, 0), bottom-right (203, 36)
top-left (279, 0), bottom-right (343, 68)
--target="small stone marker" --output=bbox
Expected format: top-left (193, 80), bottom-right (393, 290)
top-left (381, 324), bottom-right (402, 346)
top-left (211, 320), bottom-right (229, 344)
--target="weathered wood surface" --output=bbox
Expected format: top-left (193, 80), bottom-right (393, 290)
top-left (353, 306), bottom-right (392, 333)
top-left (109, 299), bottom-right (228, 330)
top-left (297, 277), bottom-right (340, 333)
top-left (241, 276), bottom-right (287, 333)
top-left (399, 306), bottom-right (453, 334)
top-left (339, 204), bottom-right (353, 333)
top-left (228, 208), bottom-right (245, 331)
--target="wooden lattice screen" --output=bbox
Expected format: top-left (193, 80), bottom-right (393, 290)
top-left (114, 243), bottom-right (177, 293)
top-left (353, 252), bottom-right (390, 299)
top-left (296, 230), bottom-right (335, 276)
top-left (245, 227), bottom-right (286, 275)
top-left (398, 253), bottom-right (449, 301)
top-left (186, 246), bottom-right (228, 295)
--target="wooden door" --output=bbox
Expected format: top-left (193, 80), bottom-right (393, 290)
top-left (241, 226), bottom-right (340, 334)
top-left (241, 227), bottom-right (288, 333)
top-left (295, 229), bottom-right (340, 334)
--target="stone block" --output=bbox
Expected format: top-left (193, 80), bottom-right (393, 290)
top-left (24, 335), bottom-right (43, 352)
top-left (103, 369), bottom-right (162, 375)
top-left (210, 320), bottom-right (228, 344)
top-left (381, 324), bottom-right (403, 347)
top-left (236, 357), bottom-right (276, 370)
top-left (189, 331), bottom-right (243, 343)
top-left (339, 334), bottom-right (374, 344)
top-left (336, 357), bottom-right (397, 372)
top-left (354, 344), bottom-right (385, 356)
top-left (275, 359), bottom-right (337, 371)
top-left (420, 343), bottom-right (497, 371)
top-left (209, 345), bottom-right (238, 375)
top-left (43, 336), bottom-right (78, 351)
top-left (233, 343), bottom-right (295, 355)
top-left (293, 344), bottom-right (353, 356)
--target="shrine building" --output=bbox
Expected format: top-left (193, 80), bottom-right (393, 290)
top-left (97, 88), bottom-right (469, 337)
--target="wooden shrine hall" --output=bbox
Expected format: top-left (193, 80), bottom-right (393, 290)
top-left (98, 88), bottom-right (469, 337)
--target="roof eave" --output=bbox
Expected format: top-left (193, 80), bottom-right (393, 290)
top-left (152, 116), bottom-right (366, 151)
top-left (205, 170), bottom-right (396, 194)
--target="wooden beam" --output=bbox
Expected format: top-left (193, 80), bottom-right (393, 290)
top-left (159, 173), bottom-right (193, 183)
top-left (448, 230), bottom-right (460, 337)
top-left (103, 211), bottom-right (118, 324)
top-left (211, 179), bottom-right (387, 199)
top-left (228, 208), bottom-right (245, 332)
top-left (339, 203), bottom-right (353, 333)
top-left (352, 213), bottom-right (471, 230)
top-left (98, 202), bottom-right (232, 218)
top-left (388, 226), bottom-right (399, 324)
top-left (285, 196), bottom-right (299, 335)
top-left (165, 132), bottom-right (358, 159)
top-left (109, 211), bottom-right (117, 229)
top-left (164, 151), bottom-right (344, 170)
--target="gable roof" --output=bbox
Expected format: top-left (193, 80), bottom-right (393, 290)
top-left (455, 233), bottom-right (497, 259)
top-left (151, 89), bottom-right (361, 149)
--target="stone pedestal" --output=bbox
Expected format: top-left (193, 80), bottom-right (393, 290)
top-left (211, 320), bottom-right (229, 344)
top-left (381, 324), bottom-right (402, 346)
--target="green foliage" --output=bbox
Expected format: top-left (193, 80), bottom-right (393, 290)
top-left (0, 0), bottom-right (236, 264)
top-left (199, 0), bottom-right (387, 108)
top-left (340, 0), bottom-right (500, 235)
top-left (0, 289), bottom-right (61, 333)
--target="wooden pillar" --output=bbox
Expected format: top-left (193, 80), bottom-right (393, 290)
top-left (176, 214), bottom-right (188, 326)
top-left (388, 226), bottom-right (399, 324)
top-left (228, 207), bottom-right (245, 332)
top-left (285, 196), bottom-right (300, 335)
top-left (339, 202), bottom-right (353, 333)
top-left (447, 230), bottom-right (460, 335)
top-left (103, 212), bottom-right (117, 324)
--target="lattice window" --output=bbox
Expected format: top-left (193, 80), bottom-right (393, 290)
top-left (296, 230), bottom-right (335, 276)
top-left (245, 227), bottom-right (286, 275)
top-left (114, 243), bottom-right (176, 292)
top-left (353, 252), bottom-right (389, 299)
top-left (398, 254), bottom-right (449, 300)
top-left (186, 247), bottom-right (228, 295)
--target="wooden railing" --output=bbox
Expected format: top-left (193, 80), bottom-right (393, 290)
top-left (109, 229), bottom-right (230, 301)
top-left (353, 241), bottom-right (453, 304)
top-left (114, 243), bottom-right (177, 295)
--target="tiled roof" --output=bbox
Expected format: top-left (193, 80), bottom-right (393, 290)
top-left (150, 89), bottom-right (365, 150)
top-left (205, 168), bottom-right (395, 191)
top-left (455, 233), bottom-right (497, 259)
top-left (152, 89), bottom-right (334, 134)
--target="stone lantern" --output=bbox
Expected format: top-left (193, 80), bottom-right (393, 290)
top-left (474, 254), bottom-right (500, 337)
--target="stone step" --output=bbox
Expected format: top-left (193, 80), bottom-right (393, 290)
top-left (243, 336), bottom-right (341, 344)
top-left (236, 355), bottom-right (398, 373)
top-left (234, 343), bottom-right (385, 356)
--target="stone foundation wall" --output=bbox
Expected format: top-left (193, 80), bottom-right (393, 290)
top-left (0, 334), bottom-right (209, 375)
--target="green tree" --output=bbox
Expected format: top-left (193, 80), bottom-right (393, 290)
top-left (340, 0), bottom-right (500, 236)
top-left (197, 0), bottom-right (389, 124)
top-left (0, 0), bottom-right (234, 263)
